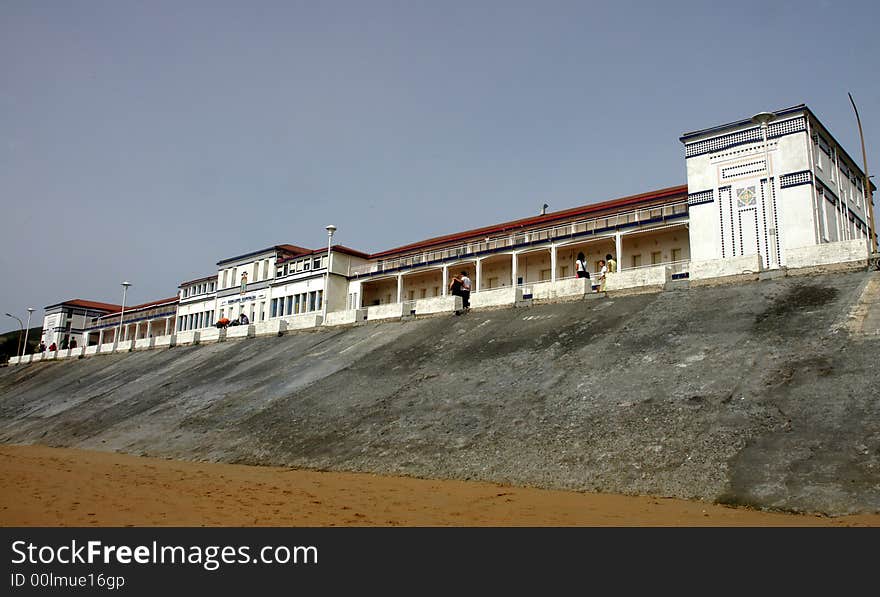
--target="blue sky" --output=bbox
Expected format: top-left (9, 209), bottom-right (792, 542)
top-left (2, 0), bottom-right (878, 332)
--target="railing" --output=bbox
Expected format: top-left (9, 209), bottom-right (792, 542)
top-left (350, 200), bottom-right (688, 277)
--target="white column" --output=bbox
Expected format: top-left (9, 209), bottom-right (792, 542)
top-left (615, 233), bottom-right (623, 271)
top-left (511, 252), bottom-right (518, 286)
top-left (396, 274), bottom-right (403, 303)
top-left (98, 329), bottom-right (104, 345)
top-left (83, 332), bottom-right (90, 346)
top-left (146, 320), bottom-right (153, 338)
top-left (550, 245), bottom-right (558, 283)
top-left (442, 266), bottom-right (449, 296)
top-left (475, 258), bottom-right (483, 292)
top-left (164, 317), bottom-right (171, 336)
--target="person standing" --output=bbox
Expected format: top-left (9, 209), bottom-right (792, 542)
top-left (240, 271), bottom-right (248, 295)
top-left (597, 259), bottom-right (607, 292)
top-left (460, 271), bottom-right (472, 309)
top-left (606, 253), bottom-right (617, 273)
top-left (449, 272), bottom-right (463, 309)
top-left (576, 252), bottom-right (590, 279)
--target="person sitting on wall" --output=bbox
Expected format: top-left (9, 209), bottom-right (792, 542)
top-left (69, 337), bottom-right (77, 349)
top-left (38, 341), bottom-right (46, 353)
top-left (48, 342), bottom-right (57, 352)
top-left (215, 317), bottom-right (230, 329)
top-left (239, 313), bottom-right (249, 325)
top-left (60, 337), bottom-right (69, 350)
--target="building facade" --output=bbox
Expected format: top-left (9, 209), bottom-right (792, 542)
top-left (27, 104), bottom-right (874, 361)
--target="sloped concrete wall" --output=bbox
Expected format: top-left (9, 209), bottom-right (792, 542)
top-left (1, 271), bottom-right (879, 516)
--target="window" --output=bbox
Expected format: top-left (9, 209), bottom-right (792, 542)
top-left (222, 270), bottom-right (228, 289)
top-left (672, 248), bottom-right (682, 261)
top-left (651, 251), bottom-right (662, 265)
top-left (303, 260), bottom-right (310, 271)
top-left (559, 266), bottom-right (568, 278)
top-left (317, 290), bottom-right (323, 311)
top-left (260, 302), bottom-right (266, 321)
top-left (270, 299), bottom-right (277, 318)
top-left (408, 290), bottom-right (415, 301)
top-left (433, 287), bottom-right (439, 297)
top-left (309, 292), bottom-right (317, 311)
top-left (631, 254), bottom-right (642, 267)
top-left (420, 289), bottom-right (427, 299)
top-left (286, 296), bottom-right (293, 315)
top-left (540, 269), bottom-right (551, 281)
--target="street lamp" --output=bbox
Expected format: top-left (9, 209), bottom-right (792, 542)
top-left (22, 307), bottom-right (35, 356)
top-left (4, 313), bottom-right (23, 358)
top-left (322, 225), bottom-right (336, 321)
top-left (118, 281), bottom-right (131, 344)
top-left (752, 111), bottom-right (778, 268)
top-left (848, 92), bottom-right (878, 259)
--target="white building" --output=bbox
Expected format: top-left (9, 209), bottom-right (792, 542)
top-left (681, 104), bottom-right (874, 275)
top-left (40, 299), bottom-right (120, 349)
top-left (18, 103), bottom-right (873, 363)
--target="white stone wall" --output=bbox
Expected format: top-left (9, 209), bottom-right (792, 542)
top-left (281, 313), bottom-right (323, 330)
top-left (366, 303), bottom-right (405, 321)
top-left (605, 265), bottom-right (670, 291)
top-left (225, 324), bottom-right (255, 339)
top-left (689, 255), bottom-right (764, 280)
top-left (411, 295), bottom-right (461, 315)
top-left (175, 330), bottom-right (200, 345)
top-left (324, 309), bottom-right (367, 327)
top-left (785, 239), bottom-right (868, 269)
top-left (470, 287), bottom-right (522, 309)
top-left (529, 278), bottom-right (591, 300)
top-left (254, 319), bottom-right (287, 336)
top-left (134, 337), bottom-right (154, 350)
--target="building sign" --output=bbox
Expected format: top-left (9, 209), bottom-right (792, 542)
top-left (219, 291), bottom-right (267, 307)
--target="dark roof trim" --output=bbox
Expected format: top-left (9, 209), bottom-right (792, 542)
top-left (679, 104), bottom-right (807, 141)
top-left (216, 244), bottom-right (312, 266)
top-left (178, 274), bottom-right (217, 288)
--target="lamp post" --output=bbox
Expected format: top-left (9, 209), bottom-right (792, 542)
top-left (322, 225), bottom-right (336, 321)
top-left (5, 313), bottom-right (23, 358)
top-left (22, 307), bottom-right (35, 355)
top-left (118, 281), bottom-right (131, 344)
top-left (752, 111), bottom-right (778, 268)
top-left (848, 93), bottom-right (878, 260)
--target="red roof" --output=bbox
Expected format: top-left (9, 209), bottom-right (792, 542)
top-left (44, 299), bottom-right (122, 312)
top-left (276, 244), bottom-right (313, 256)
top-left (97, 297), bottom-right (180, 318)
top-left (370, 185), bottom-right (688, 258)
top-left (277, 244), bottom-right (372, 264)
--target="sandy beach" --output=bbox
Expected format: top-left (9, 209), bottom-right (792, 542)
top-left (2, 445), bottom-right (878, 527)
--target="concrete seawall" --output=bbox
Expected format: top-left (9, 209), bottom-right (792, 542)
top-left (1, 270), bottom-right (879, 516)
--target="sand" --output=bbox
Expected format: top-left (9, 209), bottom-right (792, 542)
top-left (1, 444), bottom-right (878, 527)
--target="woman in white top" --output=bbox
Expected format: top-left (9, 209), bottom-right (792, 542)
top-left (575, 252), bottom-right (589, 279)
top-left (597, 259), bottom-right (607, 292)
